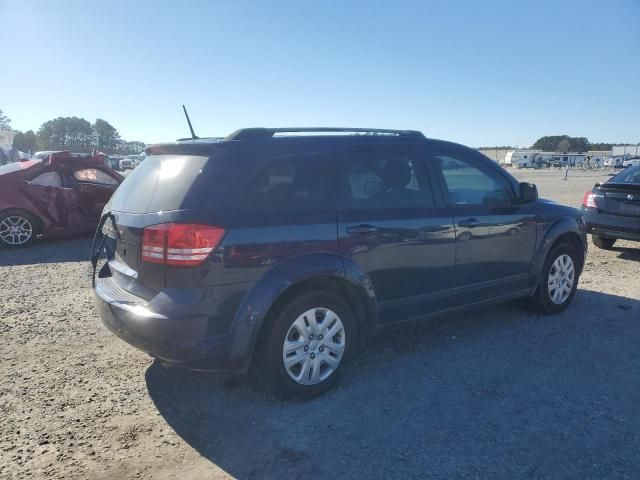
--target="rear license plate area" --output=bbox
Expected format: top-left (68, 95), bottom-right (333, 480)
top-left (619, 203), bottom-right (640, 214)
top-left (116, 240), bottom-right (139, 269)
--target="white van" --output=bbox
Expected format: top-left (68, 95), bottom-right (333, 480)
top-left (622, 157), bottom-right (640, 168)
top-left (119, 158), bottom-right (134, 170)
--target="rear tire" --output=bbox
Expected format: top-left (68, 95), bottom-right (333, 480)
top-left (529, 243), bottom-right (580, 314)
top-left (256, 291), bottom-right (357, 399)
top-left (0, 210), bottom-right (38, 248)
top-left (592, 235), bottom-right (616, 250)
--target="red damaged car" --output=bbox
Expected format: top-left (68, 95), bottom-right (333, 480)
top-left (0, 151), bottom-right (123, 248)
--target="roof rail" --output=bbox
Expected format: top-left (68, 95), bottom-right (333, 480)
top-left (224, 127), bottom-right (424, 141)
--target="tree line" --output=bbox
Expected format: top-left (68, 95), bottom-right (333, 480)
top-left (481, 136), bottom-right (638, 152)
top-left (1, 109), bottom-right (146, 155)
top-left (4, 109), bottom-right (637, 156)
top-left (530, 135), bottom-right (638, 152)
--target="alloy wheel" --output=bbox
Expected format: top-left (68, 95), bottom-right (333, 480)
top-left (0, 216), bottom-right (33, 246)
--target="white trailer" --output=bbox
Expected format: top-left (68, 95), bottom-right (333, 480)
top-left (504, 149), bottom-right (541, 168)
top-left (612, 145), bottom-right (640, 157)
top-left (531, 152), bottom-right (555, 167)
top-left (604, 155), bottom-right (628, 168)
top-left (547, 153), bottom-right (586, 167)
top-left (585, 150), bottom-right (609, 166)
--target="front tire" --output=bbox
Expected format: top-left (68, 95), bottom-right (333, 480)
top-left (592, 235), bottom-right (616, 250)
top-left (530, 243), bottom-right (580, 314)
top-left (257, 291), bottom-right (357, 399)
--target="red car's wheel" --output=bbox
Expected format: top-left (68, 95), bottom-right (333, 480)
top-left (0, 210), bottom-right (38, 248)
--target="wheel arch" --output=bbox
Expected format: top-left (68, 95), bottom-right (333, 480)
top-left (531, 217), bottom-right (587, 293)
top-left (226, 252), bottom-right (378, 372)
top-left (550, 231), bottom-right (585, 272)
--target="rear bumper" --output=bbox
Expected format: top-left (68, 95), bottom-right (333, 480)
top-left (95, 275), bottom-right (249, 373)
top-left (582, 208), bottom-right (640, 242)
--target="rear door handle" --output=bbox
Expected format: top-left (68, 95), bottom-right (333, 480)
top-left (458, 218), bottom-right (480, 228)
top-left (347, 224), bottom-right (379, 234)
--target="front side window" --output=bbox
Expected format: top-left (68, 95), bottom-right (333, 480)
top-left (73, 168), bottom-right (119, 186)
top-left (30, 171), bottom-right (62, 187)
top-left (242, 153), bottom-right (336, 211)
top-left (342, 148), bottom-right (434, 209)
top-left (434, 153), bottom-right (514, 206)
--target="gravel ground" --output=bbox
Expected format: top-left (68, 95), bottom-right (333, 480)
top-left (1, 169), bottom-right (639, 479)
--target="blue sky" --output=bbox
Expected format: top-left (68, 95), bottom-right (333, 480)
top-left (2, 0), bottom-right (639, 147)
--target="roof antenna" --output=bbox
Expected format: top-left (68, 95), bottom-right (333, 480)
top-left (182, 105), bottom-right (198, 140)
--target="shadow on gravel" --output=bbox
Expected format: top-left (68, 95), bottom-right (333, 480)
top-left (0, 237), bottom-right (92, 266)
top-left (612, 246), bottom-right (640, 262)
top-left (146, 289), bottom-right (640, 479)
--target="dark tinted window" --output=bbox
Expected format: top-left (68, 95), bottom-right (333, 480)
top-left (108, 155), bottom-right (208, 213)
top-left (434, 153), bottom-right (513, 206)
top-left (241, 153), bottom-right (336, 211)
top-left (31, 171), bottom-right (62, 187)
top-left (342, 148), bottom-right (434, 208)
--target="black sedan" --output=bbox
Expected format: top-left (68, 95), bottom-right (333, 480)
top-left (582, 165), bottom-right (640, 249)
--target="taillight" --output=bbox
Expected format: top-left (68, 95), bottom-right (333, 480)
top-left (141, 223), bottom-right (225, 266)
top-left (582, 191), bottom-right (597, 209)
top-left (141, 224), bottom-right (170, 264)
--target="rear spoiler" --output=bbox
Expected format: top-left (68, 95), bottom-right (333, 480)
top-left (145, 142), bottom-right (222, 156)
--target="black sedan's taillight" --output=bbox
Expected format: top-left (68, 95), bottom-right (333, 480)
top-left (582, 191), bottom-right (597, 209)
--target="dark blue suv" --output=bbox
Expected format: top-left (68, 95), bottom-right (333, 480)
top-left (93, 128), bottom-right (587, 397)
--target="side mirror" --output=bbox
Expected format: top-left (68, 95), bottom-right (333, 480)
top-left (519, 182), bottom-right (538, 202)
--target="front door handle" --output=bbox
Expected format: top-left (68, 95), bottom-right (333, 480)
top-left (458, 218), bottom-right (480, 228)
top-left (347, 224), bottom-right (379, 234)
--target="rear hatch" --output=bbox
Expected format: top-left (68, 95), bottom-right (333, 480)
top-left (596, 182), bottom-right (640, 217)
top-left (103, 152), bottom-right (215, 298)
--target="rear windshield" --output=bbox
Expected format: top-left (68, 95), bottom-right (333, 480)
top-left (610, 165), bottom-right (640, 184)
top-left (108, 155), bottom-right (208, 213)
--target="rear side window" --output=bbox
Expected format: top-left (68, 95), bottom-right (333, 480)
top-left (74, 168), bottom-right (119, 186)
top-left (342, 147), bottom-right (434, 209)
top-left (241, 153), bottom-right (336, 211)
top-left (108, 155), bottom-right (208, 213)
top-left (30, 171), bottom-right (62, 187)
